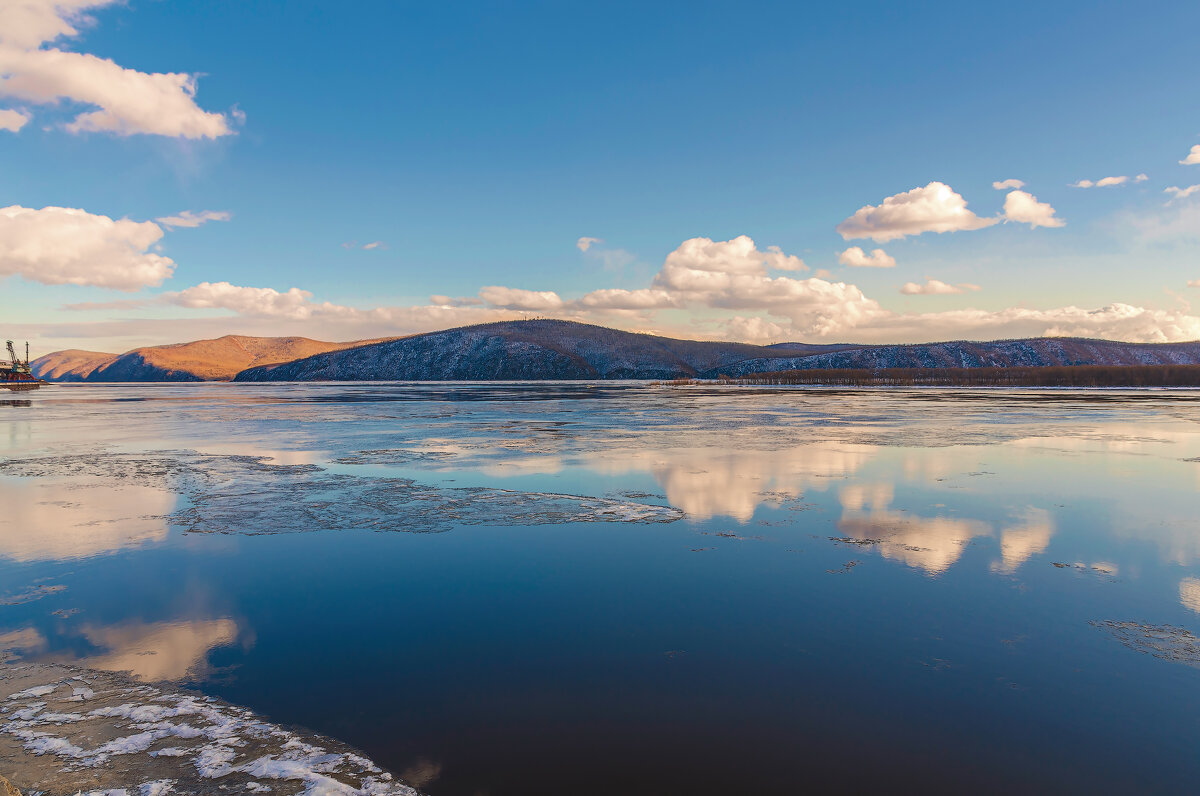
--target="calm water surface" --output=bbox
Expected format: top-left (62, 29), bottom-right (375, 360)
top-left (2, 383), bottom-right (1200, 794)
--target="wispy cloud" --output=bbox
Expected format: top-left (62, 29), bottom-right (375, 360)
top-left (155, 210), bottom-right (231, 229)
top-left (1164, 185), bottom-right (1200, 203)
top-left (1072, 174), bottom-right (1148, 188)
top-left (576, 236), bottom-right (601, 252)
top-left (61, 299), bottom-right (152, 311)
top-left (1124, 201), bottom-right (1200, 243)
top-left (992, 179), bottom-right (1024, 190)
top-left (900, 279), bottom-right (981, 295)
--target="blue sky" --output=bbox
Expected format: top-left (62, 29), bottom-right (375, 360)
top-left (2, 0), bottom-right (1199, 352)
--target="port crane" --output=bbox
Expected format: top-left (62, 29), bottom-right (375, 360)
top-left (6, 340), bottom-right (31, 375)
top-left (1, 339), bottom-right (40, 388)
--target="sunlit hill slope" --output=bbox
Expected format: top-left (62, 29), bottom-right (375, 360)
top-left (32, 335), bottom-right (390, 382)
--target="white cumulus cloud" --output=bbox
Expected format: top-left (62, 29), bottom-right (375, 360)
top-left (1181, 145), bottom-right (1200, 166)
top-left (154, 210), bottom-right (231, 229)
top-left (0, 0), bottom-right (232, 138)
top-left (577, 288), bottom-right (678, 310)
top-left (836, 182), bottom-right (998, 242)
top-left (838, 246), bottom-right (895, 268)
top-left (648, 236), bottom-right (879, 337)
top-left (0, 108), bottom-right (31, 131)
top-left (478, 286), bottom-right (565, 311)
top-left (1001, 190), bottom-right (1064, 229)
top-left (992, 179), bottom-right (1024, 190)
top-left (0, 204), bottom-right (174, 290)
top-left (168, 282), bottom-right (318, 319)
top-left (658, 235), bottom-right (806, 277)
top-left (723, 316), bottom-right (790, 343)
top-left (576, 236), bottom-right (601, 252)
top-left (900, 279), bottom-right (980, 295)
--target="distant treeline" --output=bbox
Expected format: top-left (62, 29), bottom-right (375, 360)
top-left (721, 365), bottom-right (1200, 387)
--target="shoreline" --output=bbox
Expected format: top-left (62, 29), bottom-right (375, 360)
top-left (0, 662), bottom-right (419, 796)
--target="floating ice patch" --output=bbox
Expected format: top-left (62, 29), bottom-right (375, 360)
top-left (1091, 620), bottom-right (1200, 667)
top-left (1, 451), bottom-right (682, 537)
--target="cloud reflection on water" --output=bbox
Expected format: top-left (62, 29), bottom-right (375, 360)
top-left (0, 480), bottom-right (173, 562)
top-left (1180, 577), bottom-right (1200, 614)
top-left (0, 618), bottom-right (242, 681)
top-left (990, 509), bottom-right (1055, 574)
top-left (837, 485), bottom-right (1054, 576)
top-left (586, 443), bottom-right (878, 522)
top-left (0, 627), bottom-right (47, 662)
top-left (70, 618), bottom-right (241, 681)
top-left (837, 483), bottom-right (992, 574)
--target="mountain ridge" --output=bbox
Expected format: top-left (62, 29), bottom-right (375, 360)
top-left (32, 321), bottom-right (1200, 383)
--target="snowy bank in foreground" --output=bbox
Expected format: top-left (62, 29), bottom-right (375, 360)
top-left (0, 662), bottom-right (419, 795)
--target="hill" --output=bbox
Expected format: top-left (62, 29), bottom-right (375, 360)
top-left (32, 335), bottom-right (391, 382)
top-left (232, 320), bottom-right (1200, 382)
top-left (28, 349), bottom-right (117, 381)
top-left (233, 320), bottom-right (849, 381)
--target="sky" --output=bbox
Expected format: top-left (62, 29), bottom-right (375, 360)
top-left (2, 0), bottom-right (1200, 354)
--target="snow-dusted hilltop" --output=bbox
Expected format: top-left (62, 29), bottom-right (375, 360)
top-left (233, 320), bottom-right (1200, 382)
top-left (713, 337), bottom-right (1200, 377)
top-left (232, 320), bottom-right (838, 381)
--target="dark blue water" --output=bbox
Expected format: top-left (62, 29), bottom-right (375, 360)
top-left (2, 383), bottom-right (1200, 793)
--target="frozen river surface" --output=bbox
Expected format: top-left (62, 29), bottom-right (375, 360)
top-left (2, 383), bottom-right (1200, 794)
